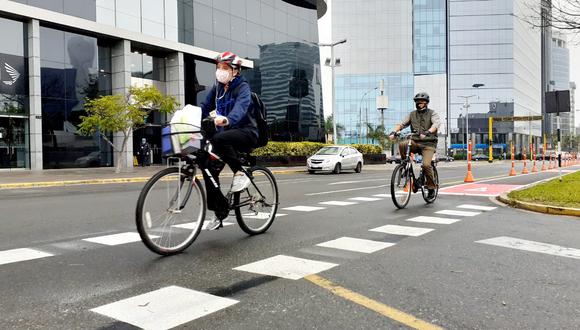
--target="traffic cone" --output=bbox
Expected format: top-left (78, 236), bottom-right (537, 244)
top-left (404, 178), bottom-right (413, 193)
top-left (509, 160), bottom-right (517, 176)
top-left (464, 141), bottom-right (475, 182)
top-left (522, 153), bottom-right (529, 174)
top-left (133, 156), bottom-right (139, 166)
top-left (531, 159), bottom-right (538, 173)
top-left (541, 156), bottom-right (546, 171)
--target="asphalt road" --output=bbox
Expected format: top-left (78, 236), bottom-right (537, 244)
top-left (1, 162), bottom-right (579, 329)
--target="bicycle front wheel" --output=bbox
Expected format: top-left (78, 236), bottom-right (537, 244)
top-left (136, 167), bottom-right (206, 255)
top-left (234, 166), bottom-right (279, 235)
top-left (390, 163), bottom-right (412, 209)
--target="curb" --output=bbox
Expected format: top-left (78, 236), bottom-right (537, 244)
top-left (0, 168), bottom-right (307, 190)
top-left (496, 172), bottom-right (580, 217)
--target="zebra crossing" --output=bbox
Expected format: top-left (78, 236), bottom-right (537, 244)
top-left (3, 192), bottom-right (579, 329)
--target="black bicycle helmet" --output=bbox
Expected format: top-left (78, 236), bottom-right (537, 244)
top-left (413, 92), bottom-right (430, 102)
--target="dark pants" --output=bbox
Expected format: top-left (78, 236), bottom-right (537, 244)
top-left (399, 140), bottom-right (436, 189)
top-left (202, 129), bottom-right (257, 216)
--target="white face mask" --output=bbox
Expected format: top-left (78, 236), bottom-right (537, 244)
top-left (215, 69), bottom-right (231, 84)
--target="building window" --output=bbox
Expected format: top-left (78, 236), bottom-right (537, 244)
top-left (131, 52), bottom-right (166, 81)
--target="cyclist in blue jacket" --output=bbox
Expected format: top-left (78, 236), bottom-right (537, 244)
top-left (200, 51), bottom-right (258, 230)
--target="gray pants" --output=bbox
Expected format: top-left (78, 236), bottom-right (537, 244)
top-left (398, 141), bottom-right (436, 189)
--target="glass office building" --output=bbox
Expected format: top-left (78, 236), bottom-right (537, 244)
top-left (449, 0), bottom-right (542, 152)
top-left (332, 0), bottom-right (447, 150)
top-left (0, 0), bottom-right (325, 170)
top-left (548, 31), bottom-right (571, 139)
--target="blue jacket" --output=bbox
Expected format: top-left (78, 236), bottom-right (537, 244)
top-left (201, 76), bottom-right (258, 137)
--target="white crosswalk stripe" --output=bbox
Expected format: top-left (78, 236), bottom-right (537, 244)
top-left (318, 201), bottom-right (358, 206)
top-left (83, 232), bottom-right (156, 246)
top-left (406, 216), bottom-right (461, 225)
top-left (233, 255), bottom-right (338, 280)
top-left (91, 286), bottom-right (238, 329)
top-left (476, 236), bottom-right (580, 260)
top-left (282, 206), bottom-right (326, 212)
top-left (370, 224), bottom-right (434, 237)
top-left (435, 210), bottom-right (481, 217)
top-left (349, 197), bottom-right (382, 202)
top-left (316, 237), bottom-right (395, 253)
top-left (457, 204), bottom-right (497, 211)
top-left (373, 194), bottom-right (391, 198)
top-left (0, 248), bottom-right (54, 266)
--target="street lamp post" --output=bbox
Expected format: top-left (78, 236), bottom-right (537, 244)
top-left (320, 39), bottom-right (347, 144)
top-left (472, 83), bottom-right (488, 161)
top-left (458, 95), bottom-right (476, 154)
top-left (358, 87), bottom-right (377, 144)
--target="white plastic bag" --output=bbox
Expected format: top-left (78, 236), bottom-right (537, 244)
top-left (169, 104), bottom-right (203, 154)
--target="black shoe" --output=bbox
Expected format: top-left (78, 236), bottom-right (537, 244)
top-left (427, 189), bottom-right (436, 199)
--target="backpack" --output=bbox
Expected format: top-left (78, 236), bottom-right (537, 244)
top-left (225, 84), bottom-right (268, 147)
top-left (251, 92), bottom-right (268, 147)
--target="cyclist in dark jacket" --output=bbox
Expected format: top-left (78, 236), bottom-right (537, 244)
top-left (200, 51), bottom-right (258, 230)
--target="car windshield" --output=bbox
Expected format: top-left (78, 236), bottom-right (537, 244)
top-left (316, 147), bottom-right (341, 155)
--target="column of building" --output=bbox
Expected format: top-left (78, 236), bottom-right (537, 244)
top-left (111, 40), bottom-right (134, 170)
top-left (27, 19), bottom-right (43, 171)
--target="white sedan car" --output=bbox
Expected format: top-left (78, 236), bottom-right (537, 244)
top-left (307, 146), bottom-right (364, 174)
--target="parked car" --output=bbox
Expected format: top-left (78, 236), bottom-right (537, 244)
top-left (472, 154), bottom-right (489, 161)
top-left (386, 155), bottom-right (402, 164)
top-left (434, 153), bottom-right (454, 162)
top-left (307, 146), bottom-right (364, 174)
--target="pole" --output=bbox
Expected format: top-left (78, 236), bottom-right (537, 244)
top-left (331, 45), bottom-right (337, 144)
top-left (488, 116), bottom-right (493, 162)
top-left (557, 113), bottom-right (562, 181)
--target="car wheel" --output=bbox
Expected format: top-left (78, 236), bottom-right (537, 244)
top-left (355, 162), bottom-right (362, 173)
top-left (333, 163), bottom-right (341, 174)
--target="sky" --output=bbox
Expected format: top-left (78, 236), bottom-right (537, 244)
top-left (318, 0), bottom-right (580, 128)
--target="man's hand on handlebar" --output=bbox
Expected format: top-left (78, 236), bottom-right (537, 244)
top-left (388, 131), bottom-right (398, 141)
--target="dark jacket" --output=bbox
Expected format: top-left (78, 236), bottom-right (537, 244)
top-left (398, 108), bottom-right (441, 148)
top-left (201, 76), bottom-right (258, 137)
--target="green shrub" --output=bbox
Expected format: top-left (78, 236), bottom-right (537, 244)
top-left (252, 142), bottom-right (382, 157)
top-left (453, 153), bottom-right (466, 160)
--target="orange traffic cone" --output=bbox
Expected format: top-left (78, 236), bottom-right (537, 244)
top-left (531, 160), bottom-right (538, 173)
top-left (464, 141), bottom-right (475, 182)
top-left (541, 157), bottom-right (546, 171)
top-left (509, 160), bottom-right (517, 176)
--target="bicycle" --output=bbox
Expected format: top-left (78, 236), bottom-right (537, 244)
top-left (390, 133), bottom-right (439, 209)
top-left (135, 122), bottom-right (279, 256)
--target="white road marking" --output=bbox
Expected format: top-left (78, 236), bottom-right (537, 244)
top-left (328, 179), bottom-right (380, 185)
top-left (370, 224), bottom-right (434, 237)
top-left (318, 201), bottom-right (358, 206)
top-left (172, 222), bottom-right (203, 230)
top-left (349, 197), bottom-right (382, 202)
top-left (83, 232), bottom-right (156, 246)
top-left (233, 255), bottom-right (338, 280)
top-left (406, 216), bottom-right (461, 225)
top-left (0, 248), bottom-right (54, 266)
top-left (91, 286), bottom-right (238, 329)
top-left (373, 194), bottom-right (391, 198)
top-left (282, 206), bottom-right (326, 212)
top-left (201, 222), bottom-right (235, 230)
top-left (316, 237), bottom-right (395, 253)
top-left (241, 212), bottom-right (272, 219)
top-left (305, 185), bottom-right (388, 196)
top-left (435, 210), bottom-right (481, 217)
top-left (457, 204), bottom-right (497, 211)
top-left (276, 213), bottom-right (288, 217)
top-left (476, 236), bottom-right (580, 260)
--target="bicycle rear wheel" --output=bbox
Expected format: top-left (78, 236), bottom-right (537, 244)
top-left (390, 163), bottom-right (412, 209)
top-left (234, 166), bottom-right (279, 235)
top-left (136, 167), bottom-right (206, 255)
top-left (421, 164), bottom-right (439, 204)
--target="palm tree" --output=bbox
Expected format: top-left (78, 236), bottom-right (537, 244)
top-left (325, 115), bottom-right (345, 143)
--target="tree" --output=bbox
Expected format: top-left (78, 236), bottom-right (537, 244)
top-left (522, 0), bottom-right (580, 33)
top-left (365, 122), bottom-right (391, 151)
top-left (78, 85), bottom-right (179, 173)
top-left (324, 114), bottom-right (345, 143)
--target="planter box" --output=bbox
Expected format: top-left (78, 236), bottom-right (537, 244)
top-left (256, 154), bottom-right (386, 167)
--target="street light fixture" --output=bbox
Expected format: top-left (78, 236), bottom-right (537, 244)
top-left (319, 38), bottom-right (347, 144)
top-left (358, 87), bottom-right (377, 144)
top-left (458, 94), bottom-right (477, 151)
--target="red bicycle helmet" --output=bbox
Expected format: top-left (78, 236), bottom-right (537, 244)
top-left (216, 51), bottom-right (242, 69)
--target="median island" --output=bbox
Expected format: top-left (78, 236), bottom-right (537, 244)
top-left (506, 171), bottom-right (580, 215)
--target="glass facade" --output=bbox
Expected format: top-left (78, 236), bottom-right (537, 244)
top-left (332, 0), bottom-right (415, 145)
top-left (549, 33), bottom-right (571, 137)
top-left (0, 17), bottom-right (29, 169)
top-left (413, 0), bottom-right (446, 75)
top-left (40, 27), bottom-right (113, 169)
top-left (3, 0), bottom-right (324, 169)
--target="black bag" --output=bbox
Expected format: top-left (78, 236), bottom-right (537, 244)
top-left (251, 92), bottom-right (268, 147)
top-left (226, 84), bottom-right (268, 147)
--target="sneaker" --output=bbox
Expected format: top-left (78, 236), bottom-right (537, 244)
top-left (230, 172), bottom-right (251, 193)
top-left (427, 189), bottom-right (436, 200)
top-left (205, 215), bottom-right (223, 231)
